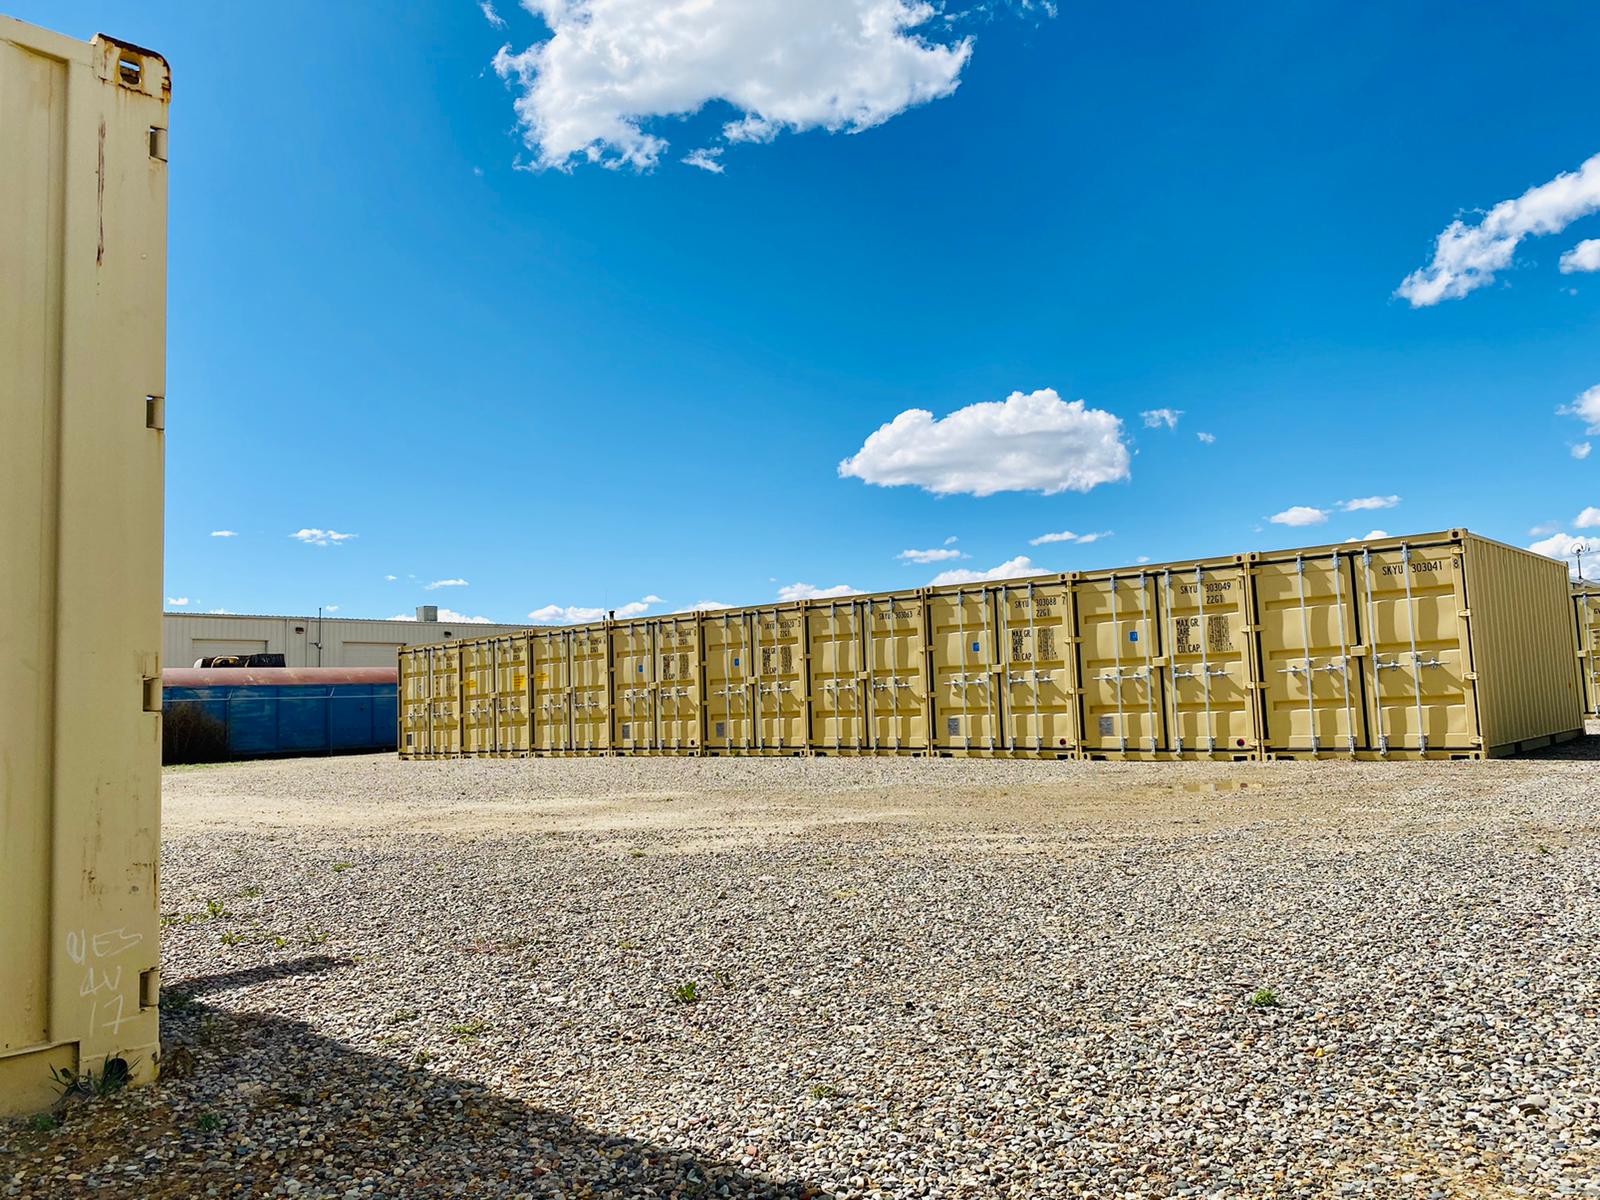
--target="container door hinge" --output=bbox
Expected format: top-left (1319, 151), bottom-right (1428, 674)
top-left (146, 395), bottom-right (165, 430)
top-left (1464, 671), bottom-right (1479, 682)
top-left (140, 968), bottom-right (160, 1009)
top-left (142, 676), bottom-right (161, 713)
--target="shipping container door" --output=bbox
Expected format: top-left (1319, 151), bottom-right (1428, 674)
top-left (571, 627), bottom-right (611, 752)
top-left (859, 596), bottom-right (926, 752)
top-left (1576, 594), bottom-right (1600, 716)
top-left (1078, 574), bottom-right (1165, 755)
top-left (1255, 553), bottom-right (1366, 754)
top-left (808, 601), bottom-right (863, 752)
top-left (702, 612), bottom-right (753, 751)
top-left (612, 622), bottom-right (656, 752)
top-left (428, 644), bottom-right (462, 755)
top-left (494, 635), bottom-right (531, 754)
top-left (655, 617), bottom-right (702, 752)
top-left (1355, 543), bottom-right (1472, 753)
top-left (752, 609), bottom-right (806, 752)
top-left (400, 649), bottom-right (431, 756)
top-left (994, 580), bottom-right (1076, 755)
top-left (532, 631), bottom-right (573, 752)
top-left (460, 641), bottom-right (497, 754)
top-left (928, 588), bottom-right (1001, 752)
top-left (1158, 564), bottom-right (1258, 756)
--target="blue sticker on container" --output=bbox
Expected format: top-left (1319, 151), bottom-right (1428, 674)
top-left (733, 657), bottom-right (740, 667)
top-left (637, 664), bottom-right (644, 672)
top-left (971, 641), bottom-right (981, 653)
top-left (1129, 630), bottom-right (1139, 642)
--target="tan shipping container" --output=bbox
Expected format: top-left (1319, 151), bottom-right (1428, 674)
top-left (1077, 558), bottom-right (1258, 759)
top-left (927, 579), bottom-right (1079, 757)
top-left (1, 19), bottom-right (169, 1115)
top-left (1256, 532), bottom-right (1581, 759)
top-left (1574, 585), bottom-right (1600, 717)
top-left (459, 635), bottom-right (530, 756)
top-left (529, 627), bottom-right (611, 754)
top-left (612, 616), bottom-right (702, 753)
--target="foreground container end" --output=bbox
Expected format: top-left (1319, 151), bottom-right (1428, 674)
top-left (1256, 531), bottom-right (1582, 760)
top-left (1574, 585), bottom-right (1600, 717)
top-left (0, 19), bottom-right (169, 1115)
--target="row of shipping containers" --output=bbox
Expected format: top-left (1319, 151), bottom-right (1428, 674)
top-left (401, 530), bottom-right (1585, 763)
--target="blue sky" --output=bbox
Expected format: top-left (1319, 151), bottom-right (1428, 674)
top-left (22, 1), bottom-right (1600, 621)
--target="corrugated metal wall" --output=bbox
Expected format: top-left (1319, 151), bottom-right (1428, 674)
top-left (163, 613), bottom-right (534, 670)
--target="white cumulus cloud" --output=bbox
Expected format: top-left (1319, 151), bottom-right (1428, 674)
top-left (1529, 531), bottom-right (1600, 580)
top-left (682, 600), bottom-right (732, 612)
top-left (384, 574), bottom-right (398, 582)
top-left (1574, 442), bottom-right (1592, 461)
top-left (426, 578), bottom-right (470, 590)
top-left (1561, 239), bottom-right (1600, 274)
top-left (167, 596), bottom-right (189, 606)
top-left (1269, 506), bottom-right (1330, 527)
top-left (210, 530), bottom-right (237, 538)
top-left (1341, 495), bottom-right (1400, 512)
top-left (839, 388), bottom-right (1130, 497)
top-left (527, 594), bottom-right (661, 623)
top-left (682, 147), bottom-right (725, 174)
top-left (1397, 151), bottom-right (1600, 306)
top-left (479, 0), bottom-right (507, 28)
top-left (1141, 408), bottom-right (1182, 431)
top-left (1344, 530), bottom-right (1391, 542)
top-left (778, 582), bottom-right (861, 602)
top-left (1575, 507), bottom-right (1600, 529)
top-left (897, 547), bottom-right (963, 564)
top-left (492, 0), bottom-right (975, 172)
top-left (929, 556), bottom-right (1042, 586)
top-left (291, 528), bottom-right (357, 547)
top-left (1028, 529), bottom-right (1111, 546)
top-left (1559, 384), bottom-right (1600, 434)
top-left (390, 608), bottom-right (495, 624)
top-left (1196, 432), bottom-right (1216, 444)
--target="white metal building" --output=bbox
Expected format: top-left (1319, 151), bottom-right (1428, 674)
top-left (163, 607), bottom-right (534, 669)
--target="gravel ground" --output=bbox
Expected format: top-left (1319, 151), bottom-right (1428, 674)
top-left (5, 745), bottom-right (1600, 1198)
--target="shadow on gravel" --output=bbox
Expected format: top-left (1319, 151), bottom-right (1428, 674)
top-left (1520, 731), bottom-right (1600, 761)
top-left (13, 989), bottom-right (822, 1198)
top-left (175, 954), bottom-right (353, 996)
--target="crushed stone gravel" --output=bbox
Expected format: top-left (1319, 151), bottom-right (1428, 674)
top-left (5, 745), bottom-right (1600, 1198)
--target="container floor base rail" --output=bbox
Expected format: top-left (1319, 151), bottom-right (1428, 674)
top-left (1079, 746), bottom-right (1261, 762)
